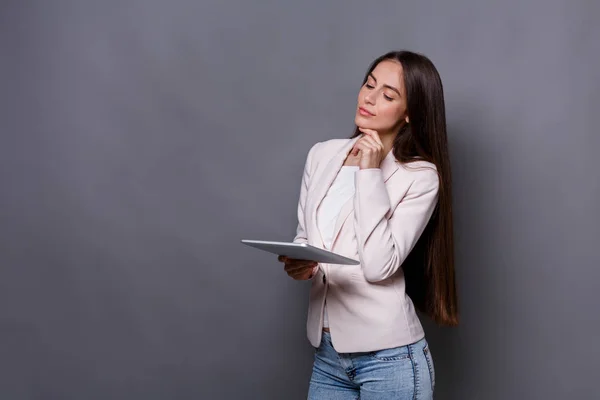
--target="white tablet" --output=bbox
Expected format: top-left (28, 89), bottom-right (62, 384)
top-left (241, 240), bottom-right (360, 265)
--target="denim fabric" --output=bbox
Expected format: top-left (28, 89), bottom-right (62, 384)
top-left (308, 332), bottom-right (435, 399)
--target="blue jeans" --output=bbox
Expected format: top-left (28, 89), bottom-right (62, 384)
top-left (308, 331), bottom-right (435, 399)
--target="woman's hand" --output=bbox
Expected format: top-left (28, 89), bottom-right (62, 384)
top-left (351, 128), bottom-right (386, 169)
top-left (278, 256), bottom-right (318, 280)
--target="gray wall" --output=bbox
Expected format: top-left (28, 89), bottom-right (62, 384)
top-left (1, 0), bottom-right (598, 399)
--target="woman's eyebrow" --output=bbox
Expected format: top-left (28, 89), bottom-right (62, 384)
top-left (369, 73), bottom-right (401, 96)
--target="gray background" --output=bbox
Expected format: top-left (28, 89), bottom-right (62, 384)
top-left (1, 0), bottom-right (598, 399)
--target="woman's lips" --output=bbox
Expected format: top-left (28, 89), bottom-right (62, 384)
top-left (358, 107), bottom-right (375, 116)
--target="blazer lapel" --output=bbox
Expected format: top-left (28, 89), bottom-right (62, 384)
top-left (310, 136), bottom-right (361, 248)
top-left (380, 147), bottom-right (400, 182)
top-left (329, 147), bottom-right (400, 251)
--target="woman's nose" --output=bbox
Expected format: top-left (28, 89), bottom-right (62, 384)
top-left (364, 92), bottom-right (376, 105)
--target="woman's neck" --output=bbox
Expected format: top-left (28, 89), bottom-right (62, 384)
top-left (378, 131), bottom-right (397, 156)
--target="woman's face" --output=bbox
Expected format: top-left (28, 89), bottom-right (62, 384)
top-left (354, 59), bottom-right (409, 135)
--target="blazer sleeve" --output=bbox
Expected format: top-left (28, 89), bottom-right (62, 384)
top-left (353, 166), bottom-right (439, 282)
top-left (293, 142), bottom-right (320, 244)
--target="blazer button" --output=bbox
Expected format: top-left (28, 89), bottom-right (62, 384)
top-left (323, 275), bottom-right (327, 284)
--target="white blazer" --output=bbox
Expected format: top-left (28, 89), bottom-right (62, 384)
top-left (293, 135), bottom-right (439, 353)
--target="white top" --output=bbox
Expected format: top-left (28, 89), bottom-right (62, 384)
top-left (316, 165), bottom-right (359, 327)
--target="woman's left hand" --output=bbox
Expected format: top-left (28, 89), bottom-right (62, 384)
top-left (350, 128), bottom-right (386, 169)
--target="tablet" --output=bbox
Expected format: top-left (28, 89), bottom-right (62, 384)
top-left (240, 240), bottom-right (360, 265)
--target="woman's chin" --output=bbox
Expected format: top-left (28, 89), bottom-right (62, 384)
top-left (354, 115), bottom-right (376, 129)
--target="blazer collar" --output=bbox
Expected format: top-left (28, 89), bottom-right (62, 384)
top-left (380, 144), bottom-right (401, 182)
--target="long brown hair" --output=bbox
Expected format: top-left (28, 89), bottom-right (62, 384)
top-left (351, 50), bottom-right (459, 326)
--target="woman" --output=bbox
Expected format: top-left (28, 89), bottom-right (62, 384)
top-left (278, 50), bottom-right (459, 399)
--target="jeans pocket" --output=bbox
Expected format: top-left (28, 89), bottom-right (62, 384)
top-left (423, 344), bottom-right (436, 391)
top-left (369, 345), bottom-right (410, 362)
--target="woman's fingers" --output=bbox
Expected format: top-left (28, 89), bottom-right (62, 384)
top-left (361, 136), bottom-right (381, 151)
top-left (285, 262), bottom-right (317, 272)
top-left (289, 267), bottom-right (315, 280)
top-left (351, 138), bottom-right (377, 156)
top-left (359, 128), bottom-right (384, 145)
top-left (351, 138), bottom-right (368, 155)
top-left (280, 257), bottom-right (317, 270)
top-left (357, 128), bottom-right (384, 154)
top-left (278, 256), bottom-right (317, 280)
top-left (359, 132), bottom-right (384, 151)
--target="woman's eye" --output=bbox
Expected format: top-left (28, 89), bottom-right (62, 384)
top-left (365, 83), bottom-right (374, 89)
top-left (384, 94), bottom-right (393, 101)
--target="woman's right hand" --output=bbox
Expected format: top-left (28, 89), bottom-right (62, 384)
top-left (278, 256), bottom-right (318, 280)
